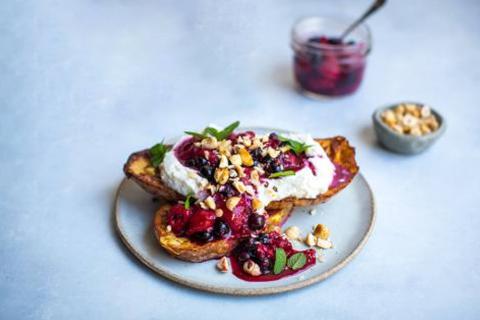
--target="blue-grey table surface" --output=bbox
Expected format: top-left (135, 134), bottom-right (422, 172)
top-left (1, 0), bottom-right (479, 319)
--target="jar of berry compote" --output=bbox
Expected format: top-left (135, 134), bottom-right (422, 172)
top-left (291, 16), bottom-right (371, 97)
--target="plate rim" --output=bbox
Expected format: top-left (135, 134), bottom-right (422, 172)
top-left (114, 173), bottom-right (376, 296)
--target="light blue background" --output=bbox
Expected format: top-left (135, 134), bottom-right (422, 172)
top-left (1, 0), bottom-right (479, 319)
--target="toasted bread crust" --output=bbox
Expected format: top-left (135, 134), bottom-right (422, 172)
top-left (124, 150), bottom-right (183, 201)
top-left (124, 136), bottom-right (359, 208)
top-left (154, 203), bottom-right (293, 262)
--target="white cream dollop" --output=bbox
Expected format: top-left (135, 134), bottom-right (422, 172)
top-left (159, 138), bottom-right (208, 195)
top-left (159, 133), bottom-right (336, 207)
top-left (255, 133), bottom-right (335, 206)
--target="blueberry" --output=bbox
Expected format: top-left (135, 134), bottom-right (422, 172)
top-left (191, 230), bottom-right (213, 243)
top-left (237, 251), bottom-right (251, 263)
top-left (186, 157), bottom-right (208, 169)
top-left (257, 233), bottom-right (270, 244)
top-left (250, 148), bottom-right (263, 162)
top-left (199, 165), bottom-right (214, 181)
top-left (268, 132), bottom-right (278, 140)
top-left (213, 219), bottom-right (231, 239)
top-left (237, 238), bottom-right (256, 255)
top-left (248, 214), bottom-right (266, 231)
top-left (219, 183), bottom-right (236, 198)
top-left (265, 158), bottom-right (283, 174)
top-left (258, 257), bottom-right (271, 273)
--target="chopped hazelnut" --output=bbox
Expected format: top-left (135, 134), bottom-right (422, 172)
top-left (284, 226), bottom-right (300, 240)
top-left (214, 168), bottom-right (229, 185)
top-left (391, 124), bottom-right (404, 134)
top-left (251, 138), bottom-right (263, 149)
top-left (267, 147), bottom-right (280, 158)
top-left (254, 166), bottom-right (265, 175)
top-left (218, 154), bottom-right (229, 168)
top-left (204, 196), bottom-right (216, 210)
top-left (234, 165), bottom-right (245, 178)
top-left (229, 154), bottom-right (242, 167)
top-left (243, 260), bottom-right (261, 276)
top-left (238, 148), bottom-right (254, 167)
top-left (420, 123), bottom-right (432, 134)
top-left (226, 196), bottom-right (241, 211)
top-left (313, 224), bottom-right (330, 240)
top-left (229, 169), bottom-right (238, 178)
top-left (316, 238), bottom-right (333, 249)
top-left (280, 146), bottom-right (291, 153)
top-left (201, 136), bottom-right (218, 149)
top-left (394, 104), bottom-right (406, 116)
top-left (381, 110), bottom-right (397, 126)
top-left (402, 114), bottom-right (419, 128)
top-left (218, 140), bottom-right (232, 156)
top-left (410, 126), bottom-right (422, 136)
top-left (216, 257), bottom-right (230, 273)
top-left (305, 233), bottom-right (316, 247)
top-left (233, 180), bottom-right (247, 193)
top-left (420, 106), bottom-right (431, 118)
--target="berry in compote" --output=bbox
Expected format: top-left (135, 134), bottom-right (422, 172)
top-left (293, 36), bottom-right (367, 97)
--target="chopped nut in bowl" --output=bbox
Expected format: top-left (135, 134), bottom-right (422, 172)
top-left (372, 102), bottom-right (446, 154)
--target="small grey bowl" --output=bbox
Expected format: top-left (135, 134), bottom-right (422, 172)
top-left (372, 102), bottom-right (446, 155)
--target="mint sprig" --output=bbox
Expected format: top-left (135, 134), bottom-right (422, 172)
top-left (184, 193), bottom-right (195, 209)
top-left (287, 252), bottom-right (307, 270)
top-left (185, 121), bottom-right (240, 141)
top-left (278, 135), bottom-right (312, 155)
top-left (273, 248), bottom-right (287, 275)
top-left (150, 141), bottom-right (172, 167)
top-left (269, 170), bottom-right (296, 179)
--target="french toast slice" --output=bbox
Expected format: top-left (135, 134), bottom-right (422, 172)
top-left (154, 203), bottom-right (294, 262)
top-left (124, 136), bottom-right (359, 209)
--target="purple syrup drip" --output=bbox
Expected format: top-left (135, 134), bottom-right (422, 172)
top-left (330, 164), bottom-right (352, 188)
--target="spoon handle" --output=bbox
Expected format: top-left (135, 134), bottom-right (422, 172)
top-left (340, 0), bottom-right (387, 40)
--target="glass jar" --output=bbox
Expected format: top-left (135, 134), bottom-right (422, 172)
top-left (291, 16), bottom-right (371, 97)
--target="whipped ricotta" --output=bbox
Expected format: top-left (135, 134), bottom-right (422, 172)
top-left (255, 133), bottom-right (335, 206)
top-left (160, 133), bottom-right (336, 208)
top-left (159, 138), bottom-right (209, 195)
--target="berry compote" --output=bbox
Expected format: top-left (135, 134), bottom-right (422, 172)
top-left (230, 232), bottom-right (316, 281)
top-left (291, 17), bottom-right (370, 97)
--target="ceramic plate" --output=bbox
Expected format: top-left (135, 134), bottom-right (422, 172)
top-left (114, 128), bottom-right (375, 295)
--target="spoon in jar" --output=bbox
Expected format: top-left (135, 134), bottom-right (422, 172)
top-left (339, 0), bottom-right (387, 41)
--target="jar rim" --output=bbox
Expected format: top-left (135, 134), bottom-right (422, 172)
top-left (291, 16), bottom-right (371, 55)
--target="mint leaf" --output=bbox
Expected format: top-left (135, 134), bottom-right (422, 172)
top-left (216, 121), bottom-right (240, 140)
top-left (184, 131), bottom-right (207, 139)
top-left (184, 193), bottom-right (195, 209)
top-left (287, 252), bottom-right (307, 270)
top-left (269, 170), bottom-right (296, 179)
top-left (273, 248), bottom-right (287, 275)
top-left (278, 135), bottom-right (311, 155)
top-left (185, 121), bottom-right (240, 141)
top-left (150, 141), bottom-right (171, 167)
